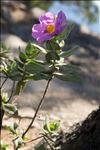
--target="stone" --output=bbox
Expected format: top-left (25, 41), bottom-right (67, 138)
top-left (1, 34), bottom-right (26, 55)
top-left (1, 1), bottom-right (28, 23)
top-left (30, 7), bottom-right (45, 19)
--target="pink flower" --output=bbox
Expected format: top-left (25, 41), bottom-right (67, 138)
top-left (32, 11), bottom-right (67, 42)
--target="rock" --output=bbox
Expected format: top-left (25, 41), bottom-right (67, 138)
top-left (1, 1), bottom-right (28, 23)
top-left (60, 107), bottom-right (100, 150)
top-left (30, 7), bottom-right (45, 19)
top-left (11, 22), bottom-right (33, 41)
top-left (1, 34), bottom-right (26, 54)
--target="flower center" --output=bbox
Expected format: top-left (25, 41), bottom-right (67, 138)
top-left (47, 25), bottom-right (55, 33)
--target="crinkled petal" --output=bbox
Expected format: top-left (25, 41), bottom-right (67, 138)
top-left (39, 12), bottom-right (54, 25)
top-left (32, 23), bottom-right (46, 39)
top-left (37, 33), bottom-right (52, 42)
top-left (32, 24), bottom-right (46, 33)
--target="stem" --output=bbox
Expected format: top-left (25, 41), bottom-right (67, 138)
top-left (44, 136), bottom-right (54, 150)
top-left (0, 78), bottom-right (8, 89)
top-left (45, 134), bottom-right (55, 143)
top-left (0, 94), bottom-right (4, 131)
top-left (0, 75), bottom-right (7, 78)
top-left (22, 77), bottom-right (52, 138)
top-left (0, 78), bottom-right (8, 130)
top-left (25, 135), bottom-right (43, 144)
top-left (7, 81), bottom-right (15, 102)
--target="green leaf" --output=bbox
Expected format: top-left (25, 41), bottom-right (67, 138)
top-left (19, 52), bottom-right (27, 62)
top-left (6, 61), bottom-right (22, 81)
top-left (54, 72), bottom-right (82, 83)
top-left (0, 43), bottom-right (9, 58)
top-left (13, 137), bottom-right (24, 149)
top-left (54, 24), bottom-right (74, 41)
top-left (26, 42), bottom-right (47, 56)
top-left (0, 141), bottom-right (9, 150)
top-left (25, 60), bottom-right (45, 74)
top-left (55, 120), bottom-right (61, 131)
top-left (25, 42), bottom-right (40, 58)
top-left (8, 123), bottom-right (18, 135)
top-left (32, 73), bottom-right (50, 80)
top-left (58, 64), bottom-right (78, 74)
top-left (32, 43), bottom-right (47, 54)
top-left (15, 59), bottom-right (24, 68)
top-left (59, 46), bottom-right (79, 58)
top-left (2, 93), bottom-right (8, 103)
top-left (46, 41), bottom-right (61, 51)
top-left (45, 52), bottom-right (52, 63)
top-left (43, 116), bottom-right (60, 134)
top-left (49, 122), bottom-right (56, 131)
top-left (46, 52), bottom-right (60, 63)
top-left (15, 80), bottom-right (26, 95)
top-left (2, 103), bottom-right (18, 115)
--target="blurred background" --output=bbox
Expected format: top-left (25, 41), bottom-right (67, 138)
top-left (1, 0), bottom-right (100, 131)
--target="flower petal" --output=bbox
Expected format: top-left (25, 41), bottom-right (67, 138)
top-left (32, 24), bottom-right (46, 33)
top-left (39, 12), bottom-right (54, 25)
top-left (32, 23), bottom-right (46, 39)
top-left (37, 33), bottom-right (52, 42)
top-left (32, 11), bottom-right (67, 42)
top-left (55, 11), bottom-right (67, 33)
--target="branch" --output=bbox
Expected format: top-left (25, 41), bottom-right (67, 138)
top-left (22, 77), bottom-right (52, 138)
top-left (7, 81), bottom-right (16, 102)
top-left (0, 78), bottom-right (8, 89)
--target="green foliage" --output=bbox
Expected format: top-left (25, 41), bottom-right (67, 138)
top-left (46, 52), bottom-right (60, 63)
top-left (0, 20), bottom-right (82, 150)
top-left (54, 24), bottom-right (74, 42)
top-left (13, 137), bottom-right (24, 150)
top-left (43, 116), bottom-right (60, 134)
top-left (54, 72), bottom-right (81, 83)
top-left (0, 141), bottom-right (9, 150)
top-left (25, 60), bottom-right (45, 74)
top-left (0, 43), bottom-right (9, 73)
top-left (6, 60), bottom-right (22, 81)
top-left (25, 42), bottom-right (40, 58)
top-left (1, 93), bottom-right (8, 103)
top-left (8, 122), bottom-right (19, 135)
top-left (15, 80), bottom-right (26, 95)
top-left (59, 46), bottom-right (79, 58)
top-left (2, 103), bottom-right (18, 115)
top-left (34, 141), bottom-right (47, 150)
top-left (46, 41), bottom-right (61, 51)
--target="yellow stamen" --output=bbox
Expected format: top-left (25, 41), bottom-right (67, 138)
top-left (47, 25), bottom-right (55, 33)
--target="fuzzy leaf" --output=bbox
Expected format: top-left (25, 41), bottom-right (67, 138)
top-left (2, 103), bottom-right (18, 115)
top-left (46, 52), bottom-right (60, 63)
top-left (46, 41), bottom-right (61, 51)
top-left (15, 80), bottom-right (26, 95)
top-left (59, 46), bottom-right (79, 58)
top-left (25, 61), bottom-right (45, 74)
top-left (25, 42), bottom-right (40, 58)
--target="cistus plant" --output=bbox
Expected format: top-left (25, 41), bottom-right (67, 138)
top-left (0, 11), bottom-right (81, 150)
